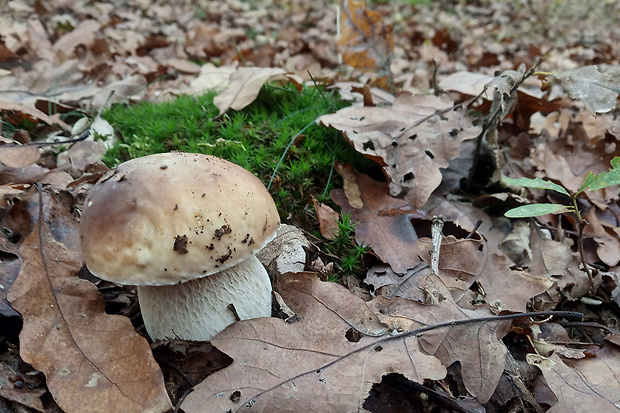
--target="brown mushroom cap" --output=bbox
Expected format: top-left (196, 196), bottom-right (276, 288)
top-left (79, 152), bottom-right (280, 286)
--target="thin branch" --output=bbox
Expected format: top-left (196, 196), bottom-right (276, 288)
top-left (1, 128), bottom-right (91, 148)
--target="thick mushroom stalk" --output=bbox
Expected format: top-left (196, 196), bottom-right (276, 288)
top-left (138, 255), bottom-right (271, 341)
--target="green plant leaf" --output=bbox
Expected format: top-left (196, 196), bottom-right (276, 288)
top-left (504, 203), bottom-right (572, 218)
top-left (580, 156), bottom-right (620, 192)
top-left (502, 177), bottom-right (570, 196)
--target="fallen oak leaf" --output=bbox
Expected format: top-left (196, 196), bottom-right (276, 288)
top-left (213, 67), bottom-right (286, 117)
top-left (528, 349), bottom-right (620, 413)
top-left (331, 164), bottom-right (425, 274)
top-left (181, 272), bottom-right (446, 412)
top-left (320, 92), bottom-right (481, 208)
top-left (0, 138), bottom-right (40, 168)
top-left (415, 236), bottom-right (554, 312)
top-left (7, 190), bottom-right (171, 413)
top-left (368, 273), bottom-right (510, 404)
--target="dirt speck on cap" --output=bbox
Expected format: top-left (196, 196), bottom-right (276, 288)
top-left (173, 235), bottom-right (189, 254)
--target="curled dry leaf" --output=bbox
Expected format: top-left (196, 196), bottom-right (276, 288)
top-left (320, 92), bottom-right (481, 208)
top-left (213, 67), bottom-right (286, 116)
top-left (188, 63), bottom-right (238, 95)
top-left (6, 193), bottom-right (171, 413)
top-left (364, 262), bottom-right (428, 301)
top-left (181, 272), bottom-right (446, 412)
top-left (330, 81), bottom-right (396, 106)
top-left (312, 196), bottom-right (340, 240)
top-left (365, 231), bottom-right (553, 314)
top-left (439, 70), bottom-right (543, 99)
top-left (56, 140), bottom-right (108, 177)
top-left (256, 223), bottom-right (309, 277)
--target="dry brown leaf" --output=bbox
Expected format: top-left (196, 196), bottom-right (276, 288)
top-left (213, 67), bottom-right (286, 116)
top-left (439, 70), bottom-right (544, 99)
top-left (187, 64), bottom-right (239, 95)
top-left (56, 140), bottom-right (108, 177)
top-left (320, 92), bottom-right (481, 208)
top-left (368, 273), bottom-right (511, 404)
top-left (526, 225), bottom-right (573, 277)
top-left (0, 101), bottom-right (71, 131)
top-left (26, 18), bottom-right (54, 61)
top-left (312, 197), bottom-right (340, 240)
top-left (331, 167), bottom-right (425, 274)
top-left (528, 138), bottom-right (618, 208)
top-left (415, 230), bottom-right (553, 312)
top-left (500, 220), bottom-right (533, 266)
top-left (52, 20), bottom-right (100, 60)
top-left (0, 163), bottom-right (48, 185)
top-left (181, 272), bottom-right (446, 412)
top-left (364, 263), bottom-right (428, 301)
top-left (0, 142), bottom-right (40, 168)
top-left (528, 348), bottom-right (620, 413)
top-left (7, 192), bottom-right (171, 413)
top-left (337, 0), bottom-right (393, 73)
top-left (366, 232), bottom-right (552, 313)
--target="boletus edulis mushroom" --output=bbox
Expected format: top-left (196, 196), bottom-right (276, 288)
top-left (79, 152), bottom-right (280, 341)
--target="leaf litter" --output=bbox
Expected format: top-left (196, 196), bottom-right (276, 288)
top-left (1, 0), bottom-right (620, 412)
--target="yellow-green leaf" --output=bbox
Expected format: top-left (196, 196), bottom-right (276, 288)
top-left (505, 203), bottom-right (571, 218)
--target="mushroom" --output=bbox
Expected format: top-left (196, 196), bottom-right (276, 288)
top-left (79, 152), bottom-right (280, 341)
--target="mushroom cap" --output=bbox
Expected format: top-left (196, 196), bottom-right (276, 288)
top-left (79, 152), bottom-right (280, 286)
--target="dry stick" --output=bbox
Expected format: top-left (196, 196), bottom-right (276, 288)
top-left (229, 310), bottom-right (582, 412)
top-left (570, 194), bottom-right (596, 293)
top-left (465, 219), bottom-right (482, 239)
top-left (466, 60), bottom-right (543, 192)
top-left (34, 183), bottom-right (130, 400)
top-left (430, 215), bottom-right (445, 275)
top-left (173, 388), bottom-right (195, 413)
top-left (1, 127), bottom-right (91, 148)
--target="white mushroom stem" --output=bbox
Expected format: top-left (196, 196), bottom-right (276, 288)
top-left (137, 255), bottom-right (272, 342)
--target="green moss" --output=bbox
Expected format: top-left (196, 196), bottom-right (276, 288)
top-left (102, 83), bottom-right (380, 226)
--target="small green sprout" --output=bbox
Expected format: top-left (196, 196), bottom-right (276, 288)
top-left (503, 156), bottom-right (620, 293)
